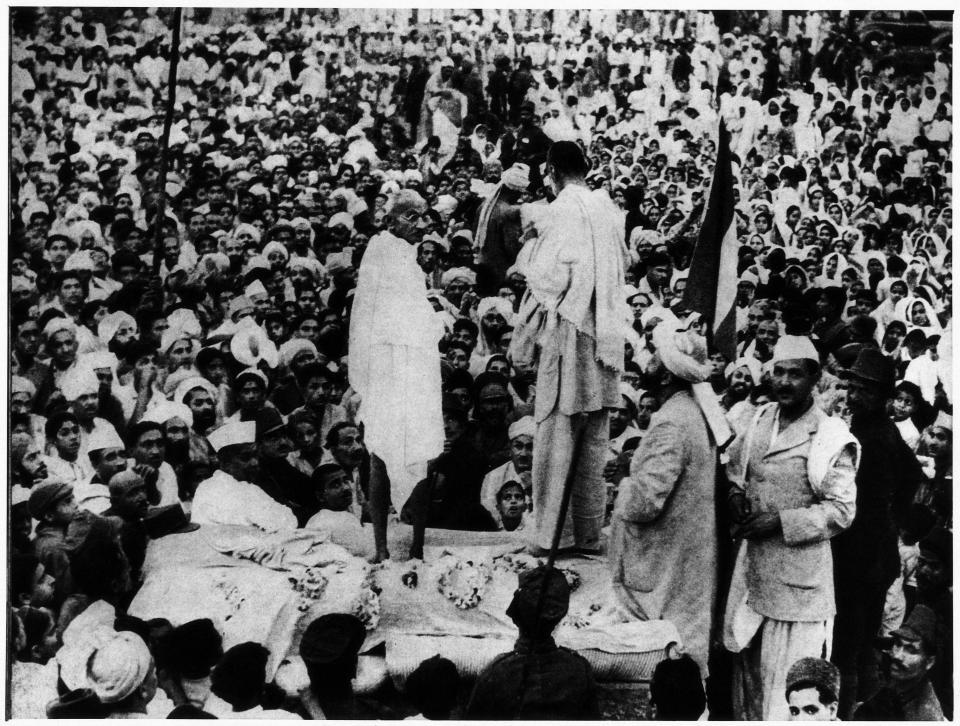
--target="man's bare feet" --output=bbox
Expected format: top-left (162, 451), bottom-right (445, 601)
top-left (371, 547), bottom-right (390, 564)
top-left (408, 544), bottom-right (424, 561)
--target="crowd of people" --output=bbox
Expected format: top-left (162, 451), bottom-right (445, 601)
top-left (8, 6), bottom-right (953, 720)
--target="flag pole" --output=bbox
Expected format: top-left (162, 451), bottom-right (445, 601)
top-left (151, 8), bottom-right (184, 277)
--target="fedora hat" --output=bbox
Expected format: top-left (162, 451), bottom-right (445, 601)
top-left (144, 504), bottom-right (200, 538)
top-left (844, 347), bottom-right (895, 390)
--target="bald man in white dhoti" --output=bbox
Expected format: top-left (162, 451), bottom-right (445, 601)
top-left (349, 190), bottom-right (445, 561)
top-left (510, 141), bottom-right (630, 553)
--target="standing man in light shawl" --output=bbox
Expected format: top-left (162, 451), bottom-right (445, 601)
top-left (608, 322), bottom-right (719, 678)
top-left (349, 189), bottom-right (445, 562)
top-left (474, 163), bottom-right (529, 294)
top-left (510, 141), bottom-right (629, 554)
top-left (723, 335), bottom-right (860, 720)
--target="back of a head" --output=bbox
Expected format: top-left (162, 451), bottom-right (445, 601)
top-left (506, 566), bottom-right (570, 637)
top-left (547, 140), bottom-right (590, 179)
top-left (406, 655), bottom-right (460, 717)
top-left (650, 653), bottom-right (706, 720)
top-left (167, 704), bottom-right (217, 719)
top-left (210, 641), bottom-right (269, 708)
top-left (299, 613), bottom-right (366, 691)
top-left (164, 619), bottom-right (223, 680)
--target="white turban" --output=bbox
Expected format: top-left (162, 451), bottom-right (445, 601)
top-left (477, 296), bottom-right (515, 325)
top-left (97, 311), bottom-right (137, 346)
top-left (12, 375), bottom-right (37, 400)
top-left (772, 335), bottom-right (820, 364)
top-left (501, 163), bottom-right (531, 191)
top-left (60, 366), bottom-right (101, 401)
top-left (64, 250), bottom-right (96, 271)
top-left (233, 223), bottom-right (261, 245)
top-left (279, 338), bottom-right (318, 368)
top-left (174, 376), bottom-right (219, 406)
top-left (508, 415), bottom-right (535, 440)
top-left (724, 356), bottom-right (762, 385)
top-left (141, 400), bottom-right (194, 428)
top-left (86, 632), bottom-right (153, 704)
top-left (639, 306), bottom-right (677, 330)
top-left (441, 267), bottom-right (477, 288)
top-left (262, 240), bottom-right (289, 263)
top-left (43, 317), bottom-right (77, 340)
top-left (650, 323), bottom-right (713, 383)
top-left (328, 211), bottom-right (355, 230)
top-left (289, 256), bottom-right (326, 279)
top-left (160, 326), bottom-right (198, 356)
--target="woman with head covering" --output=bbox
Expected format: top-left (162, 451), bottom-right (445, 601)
top-left (472, 295), bottom-right (514, 359)
top-left (816, 251), bottom-right (847, 287)
top-left (896, 297), bottom-right (943, 337)
top-left (783, 264), bottom-right (809, 293)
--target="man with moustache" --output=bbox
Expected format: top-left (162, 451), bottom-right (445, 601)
top-left (349, 189), bottom-right (445, 561)
top-left (174, 377), bottom-right (220, 474)
top-left (853, 605), bottom-right (945, 720)
top-left (724, 335), bottom-right (859, 720)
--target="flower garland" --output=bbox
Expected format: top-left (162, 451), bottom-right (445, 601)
top-left (290, 566), bottom-right (330, 613)
top-left (353, 566), bottom-right (382, 629)
top-left (434, 555), bottom-right (493, 610)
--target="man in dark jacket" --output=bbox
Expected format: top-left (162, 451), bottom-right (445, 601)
top-left (254, 407), bottom-right (316, 526)
top-left (853, 605), bottom-right (944, 720)
top-left (466, 566), bottom-right (600, 719)
top-left (832, 349), bottom-right (924, 718)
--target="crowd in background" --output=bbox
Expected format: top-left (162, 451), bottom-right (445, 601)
top-left (8, 7), bottom-right (952, 720)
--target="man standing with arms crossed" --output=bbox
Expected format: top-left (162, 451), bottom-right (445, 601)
top-left (349, 189), bottom-right (445, 562)
top-left (510, 140), bottom-right (629, 553)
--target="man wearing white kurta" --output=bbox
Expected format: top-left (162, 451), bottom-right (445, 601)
top-left (348, 190), bottom-right (445, 561)
top-left (192, 421), bottom-right (298, 532)
top-left (723, 335), bottom-right (859, 720)
top-left (510, 141), bottom-right (629, 552)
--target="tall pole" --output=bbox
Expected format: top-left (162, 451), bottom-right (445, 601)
top-left (152, 7), bottom-right (183, 276)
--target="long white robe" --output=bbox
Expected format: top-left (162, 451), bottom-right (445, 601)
top-left (348, 231), bottom-right (445, 507)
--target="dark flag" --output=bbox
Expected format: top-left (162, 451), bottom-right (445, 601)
top-left (681, 120), bottom-right (738, 363)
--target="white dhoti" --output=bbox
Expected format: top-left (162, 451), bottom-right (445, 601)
top-left (349, 231), bottom-right (445, 508)
top-left (531, 408), bottom-right (608, 551)
top-left (733, 616), bottom-right (833, 721)
top-left (355, 342), bottom-right (442, 507)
